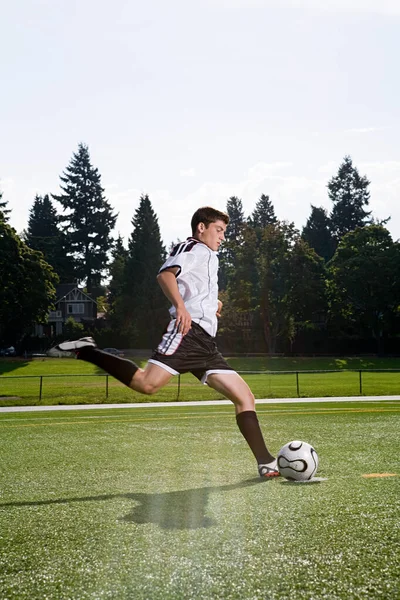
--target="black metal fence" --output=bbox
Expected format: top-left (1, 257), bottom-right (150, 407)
top-left (1, 369), bottom-right (400, 403)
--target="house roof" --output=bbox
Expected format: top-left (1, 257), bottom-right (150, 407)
top-left (56, 286), bottom-right (97, 305)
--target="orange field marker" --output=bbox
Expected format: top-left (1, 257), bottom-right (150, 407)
top-left (362, 473), bottom-right (397, 478)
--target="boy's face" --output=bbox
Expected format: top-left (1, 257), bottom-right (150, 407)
top-left (196, 219), bottom-right (227, 251)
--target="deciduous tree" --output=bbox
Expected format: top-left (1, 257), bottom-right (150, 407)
top-left (0, 221), bottom-right (58, 344)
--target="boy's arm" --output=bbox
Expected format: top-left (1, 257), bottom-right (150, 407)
top-left (157, 268), bottom-right (192, 335)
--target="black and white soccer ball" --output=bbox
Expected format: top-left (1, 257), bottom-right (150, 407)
top-left (277, 440), bottom-right (319, 481)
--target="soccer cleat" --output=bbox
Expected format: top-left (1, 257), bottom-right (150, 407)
top-left (258, 459), bottom-right (280, 478)
top-left (56, 337), bottom-right (97, 352)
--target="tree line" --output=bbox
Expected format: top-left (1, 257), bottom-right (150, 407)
top-left (1, 146), bottom-right (399, 354)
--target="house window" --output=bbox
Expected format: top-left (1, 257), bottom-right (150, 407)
top-left (67, 303), bottom-right (85, 315)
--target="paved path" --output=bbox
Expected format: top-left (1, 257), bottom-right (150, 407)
top-left (0, 395), bottom-right (398, 413)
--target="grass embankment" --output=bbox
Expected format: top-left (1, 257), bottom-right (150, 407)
top-left (1, 356), bottom-right (400, 406)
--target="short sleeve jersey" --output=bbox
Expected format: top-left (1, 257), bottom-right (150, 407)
top-left (159, 237), bottom-right (219, 337)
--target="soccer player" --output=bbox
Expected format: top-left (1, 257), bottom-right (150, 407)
top-left (57, 207), bottom-right (279, 478)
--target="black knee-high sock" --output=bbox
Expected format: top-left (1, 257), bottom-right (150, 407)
top-left (77, 347), bottom-right (138, 388)
top-left (236, 410), bottom-right (275, 464)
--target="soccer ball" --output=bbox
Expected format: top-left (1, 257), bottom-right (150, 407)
top-left (277, 440), bottom-right (319, 481)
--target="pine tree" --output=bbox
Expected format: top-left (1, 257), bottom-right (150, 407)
top-left (328, 225), bottom-right (400, 353)
top-left (117, 195), bottom-right (167, 347)
top-left (26, 195), bottom-right (60, 246)
top-left (25, 194), bottom-right (74, 282)
top-left (248, 194), bottom-right (277, 228)
top-left (329, 156), bottom-right (371, 243)
top-left (302, 205), bottom-right (335, 262)
top-left (226, 196), bottom-right (245, 240)
top-left (108, 235), bottom-right (128, 319)
top-left (219, 196), bottom-right (246, 290)
top-left (254, 222), bottom-right (327, 354)
top-left (0, 190), bottom-right (11, 223)
top-left (53, 143), bottom-right (117, 293)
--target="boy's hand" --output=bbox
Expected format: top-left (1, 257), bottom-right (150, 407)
top-left (175, 305), bottom-right (192, 335)
top-left (216, 299), bottom-right (223, 318)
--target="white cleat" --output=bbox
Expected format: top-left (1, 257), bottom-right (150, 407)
top-left (258, 459), bottom-right (280, 478)
top-left (57, 337), bottom-right (97, 352)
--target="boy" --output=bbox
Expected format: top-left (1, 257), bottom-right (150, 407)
top-left (57, 207), bottom-right (279, 477)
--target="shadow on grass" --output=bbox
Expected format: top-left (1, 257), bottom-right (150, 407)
top-left (0, 478), bottom-right (272, 530)
top-left (0, 359), bottom-right (31, 375)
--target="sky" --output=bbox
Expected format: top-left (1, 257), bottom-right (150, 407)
top-left (1, 0), bottom-right (399, 248)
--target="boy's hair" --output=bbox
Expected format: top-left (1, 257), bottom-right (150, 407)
top-left (191, 207), bottom-right (229, 235)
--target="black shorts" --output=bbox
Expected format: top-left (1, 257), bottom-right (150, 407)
top-left (149, 321), bottom-right (236, 383)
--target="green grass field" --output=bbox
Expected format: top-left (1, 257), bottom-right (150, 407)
top-left (1, 356), bottom-right (400, 406)
top-left (0, 400), bottom-right (399, 599)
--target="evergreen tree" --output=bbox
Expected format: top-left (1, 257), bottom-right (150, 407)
top-left (329, 156), bottom-right (371, 243)
top-left (107, 235), bottom-right (128, 320)
top-left (254, 222), bottom-right (295, 353)
top-left (0, 221), bottom-right (58, 344)
top-left (223, 220), bottom-right (327, 354)
top-left (226, 196), bottom-right (245, 239)
top-left (25, 194), bottom-right (74, 282)
top-left (26, 194), bottom-right (59, 245)
top-left (117, 195), bottom-right (167, 347)
top-left (0, 190), bottom-right (11, 223)
top-left (302, 205), bottom-right (335, 262)
top-left (248, 194), bottom-right (277, 228)
top-left (288, 237), bottom-right (327, 330)
top-left (219, 223), bottom-right (259, 351)
top-left (328, 225), bottom-right (400, 353)
top-left (219, 196), bottom-right (245, 290)
top-left (53, 143), bottom-right (117, 292)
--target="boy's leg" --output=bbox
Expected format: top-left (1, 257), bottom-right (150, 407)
top-left (79, 347), bottom-right (173, 394)
top-left (58, 338), bottom-right (173, 394)
top-left (206, 372), bottom-right (279, 477)
top-left (130, 362), bottom-right (174, 394)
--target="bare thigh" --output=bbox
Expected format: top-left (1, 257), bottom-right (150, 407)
top-left (130, 361), bottom-right (174, 395)
top-left (206, 372), bottom-right (255, 414)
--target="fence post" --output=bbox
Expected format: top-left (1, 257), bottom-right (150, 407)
top-left (39, 376), bottom-right (43, 401)
top-left (359, 370), bottom-right (362, 396)
top-left (106, 375), bottom-right (109, 399)
top-left (296, 372), bottom-right (300, 397)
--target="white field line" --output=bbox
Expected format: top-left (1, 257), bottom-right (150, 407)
top-left (0, 396), bottom-right (399, 413)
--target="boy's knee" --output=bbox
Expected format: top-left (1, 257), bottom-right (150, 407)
top-left (234, 391), bottom-right (255, 411)
top-left (140, 381), bottom-right (160, 395)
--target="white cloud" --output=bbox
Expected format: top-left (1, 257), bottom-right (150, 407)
top-left (179, 163), bottom-right (326, 238)
top-left (106, 185), bottom-right (179, 245)
top-left (286, 0), bottom-right (400, 16)
top-left (171, 159), bottom-right (400, 244)
top-left (180, 168), bottom-right (196, 177)
top-left (210, 0), bottom-right (400, 16)
top-left (359, 161), bottom-right (400, 176)
top-left (106, 186), bottom-right (142, 240)
top-left (345, 127), bottom-right (384, 134)
top-left (0, 177), bottom-right (15, 195)
top-left (247, 162), bottom-right (293, 179)
top-left (318, 161), bottom-right (339, 174)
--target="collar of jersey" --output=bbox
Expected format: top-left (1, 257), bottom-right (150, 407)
top-left (186, 237), bottom-right (217, 253)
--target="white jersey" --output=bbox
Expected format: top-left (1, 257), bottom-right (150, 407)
top-left (159, 237), bottom-right (219, 337)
